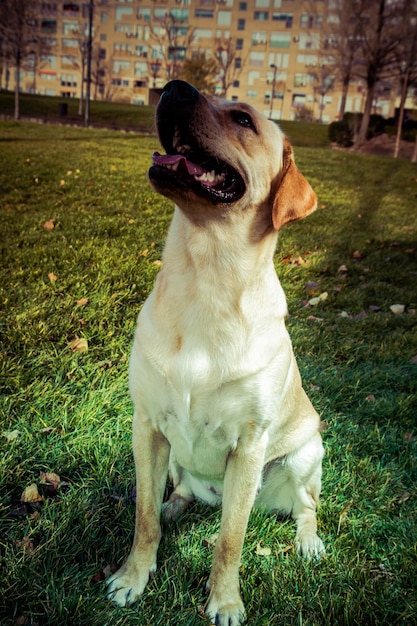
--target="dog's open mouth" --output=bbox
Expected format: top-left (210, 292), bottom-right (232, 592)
top-left (149, 133), bottom-right (245, 204)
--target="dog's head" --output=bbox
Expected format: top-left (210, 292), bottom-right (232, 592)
top-left (149, 80), bottom-right (317, 231)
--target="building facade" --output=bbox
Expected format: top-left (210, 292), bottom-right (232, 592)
top-left (5, 0), bottom-right (399, 121)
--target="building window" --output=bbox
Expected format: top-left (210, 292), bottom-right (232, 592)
top-left (217, 11), bottom-right (232, 26)
top-left (62, 38), bottom-right (78, 47)
top-left (195, 9), bottom-right (214, 18)
top-left (115, 23), bottom-right (133, 34)
top-left (115, 6), bottom-right (133, 20)
top-left (268, 52), bottom-right (290, 70)
top-left (247, 90), bottom-right (258, 98)
top-left (236, 38), bottom-right (244, 50)
top-left (294, 73), bottom-right (313, 87)
top-left (270, 33), bottom-right (291, 48)
top-left (256, 0), bottom-right (270, 6)
top-left (239, 2), bottom-right (247, 9)
top-left (272, 12), bottom-right (293, 27)
top-left (134, 62), bottom-right (147, 76)
top-left (195, 28), bottom-right (213, 41)
top-left (249, 51), bottom-right (264, 67)
top-left (252, 31), bottom-right (267, 45)
top-left (237, 18), bottom-right (245, 30)
top-left (248, 70), bottom-right (260, 86)
top-left (171, 9), bottom-right (189, 22)
top-left (254, 11), bottom-right (268, 20)
top-left (299, 33), bottom-right (320, 50)
top-left (41, 19), bottom-right (57, 34)
top-left (235, 57), bottom-right (242, 69)
top-left (101, 11), bottom-right (107, 24)
top-left (137, 8), bottom-right (150, 21)
top-left (113, 60), bottom-right (131, 74)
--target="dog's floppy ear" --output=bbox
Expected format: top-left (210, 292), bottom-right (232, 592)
top-left (272, 138), bottom-right (317, 232)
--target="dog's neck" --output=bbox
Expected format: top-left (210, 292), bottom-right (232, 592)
top-left (162, 206), bottom-right (279, 291)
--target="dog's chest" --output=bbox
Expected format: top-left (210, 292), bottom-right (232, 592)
top-left (155, 373), bottom-right (270, 480)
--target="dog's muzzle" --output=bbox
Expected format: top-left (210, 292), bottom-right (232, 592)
top-left (148, 80), bottom-right (245, 204)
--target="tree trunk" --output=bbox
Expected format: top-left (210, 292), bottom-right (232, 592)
top-left (394, 71), bottom-right (409, 159)
top-left (14, 58), bottom-right (20, 120)
top-left (354, 82), bottom-right (374, 149)
top-left (339, 76), bottom-right (350, 119)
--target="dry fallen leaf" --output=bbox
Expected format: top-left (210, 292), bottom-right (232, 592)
top-left (76, 297), bottom-right (89, 306)
top-left (390, 304), bottom-right (405, 314)
top-left (338, 264), bottom-right (348, 273)
top-left (21, 484), bottom-right (43, 503)
top-left (48, 272), bottom-right (58, 283)
top-left (15, 537), bottom-right (35, 554)
top-left (68, 336), bottom-right (88, 353)
top-left (308, 292), bottom-right (328, 306)
top-left (353, 250), bottom-right (361, 259)
top-left (43, 219), bottom-right (55, 230)
top-left (256, 543), bottom-right (272, 557)
top-left (202, 533), bottom-right (219, 549)
top-left (2, 429), bottom-right (21, 443)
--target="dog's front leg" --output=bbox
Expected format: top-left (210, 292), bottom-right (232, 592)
top-left (206, 434), bottom-right (268, 626)
top-left (107, 412), bottom-right (170, 606)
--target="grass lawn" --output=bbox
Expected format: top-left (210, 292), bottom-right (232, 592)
top-left (0, 119), bottom-right (416, 626)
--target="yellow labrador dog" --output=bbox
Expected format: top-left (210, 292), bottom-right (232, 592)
top-left (107, 80), bottom-right (325, 625)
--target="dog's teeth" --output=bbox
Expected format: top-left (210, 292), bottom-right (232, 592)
top-left (195, 170), bottom-right (225, 186)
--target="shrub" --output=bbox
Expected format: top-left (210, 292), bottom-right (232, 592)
top-left (328, 120), bottom-right (353, 147)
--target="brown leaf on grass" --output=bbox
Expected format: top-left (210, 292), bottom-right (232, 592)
top-left (76, 297), bottom-right (89, 307)
top-left (21, 484), bottom-right (43, 503)
top-left (92, 563), bottom-right (118, 583)
top-left (337, 500), bottom-right (353, 535)
top-left (365, 394), bottom-right (376, 402)
top-left (15, 537), bottom-right (35, 554)
top-left (42, 218), bottom-right (55, 230)
top-left (48, 272), bottom-right (58, 283)
top-left (352, 250), bottom-right (361, 260)
top-left (39, 472), bottom-right (60, 497)
top-left (68, 336), bottom-right (88, 353)
top-left (305, 281), bottom-right (319, 294)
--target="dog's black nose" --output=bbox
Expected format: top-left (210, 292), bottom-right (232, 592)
top-left (160, 80), bottom-right (199, 107)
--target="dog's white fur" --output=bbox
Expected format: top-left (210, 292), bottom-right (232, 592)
top-left (107, 85), bottom-right (324, 626)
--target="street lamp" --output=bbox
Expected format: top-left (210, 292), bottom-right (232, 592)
top-left (269, 63), bottom-right (277, 120)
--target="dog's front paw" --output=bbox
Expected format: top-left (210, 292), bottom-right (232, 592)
top-left (296, 533), bottom-right (325, 559)
top-left (106, 561), bottom-right (155, 607)
top-left (206, 591), bottom-right (246, 626)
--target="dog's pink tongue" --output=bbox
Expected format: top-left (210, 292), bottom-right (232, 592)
top-left (152, 151), bottom-right (205, 177)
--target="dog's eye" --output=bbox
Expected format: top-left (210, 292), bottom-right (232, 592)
top-left (231, 110), bottom-right (256, 132)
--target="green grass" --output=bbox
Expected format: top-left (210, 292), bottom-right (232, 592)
top-left (0, 91), bottom-right (330, 147)
top-left (0, 91), bottom-right (156, 133)
top-left (0, 120), bottom-right (416, 626)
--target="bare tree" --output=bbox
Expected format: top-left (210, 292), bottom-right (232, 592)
top-left (352, 0), bottom-right (402, 148)
top-left (0, 0), bottom-right (49, 119)
top-left (315, 0), bottom-right (365, 119)
top-left (214, 37), bottom-right (244, 98)
top-left (149, 12), bottom-right (195, 83)
top-left (392, 0), bottom-right (417, 158)
top-left (180, 50), bottom-right (217, 94)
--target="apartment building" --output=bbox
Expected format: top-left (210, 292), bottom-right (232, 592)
top-left (11, 0), bottom-right (397, 121)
